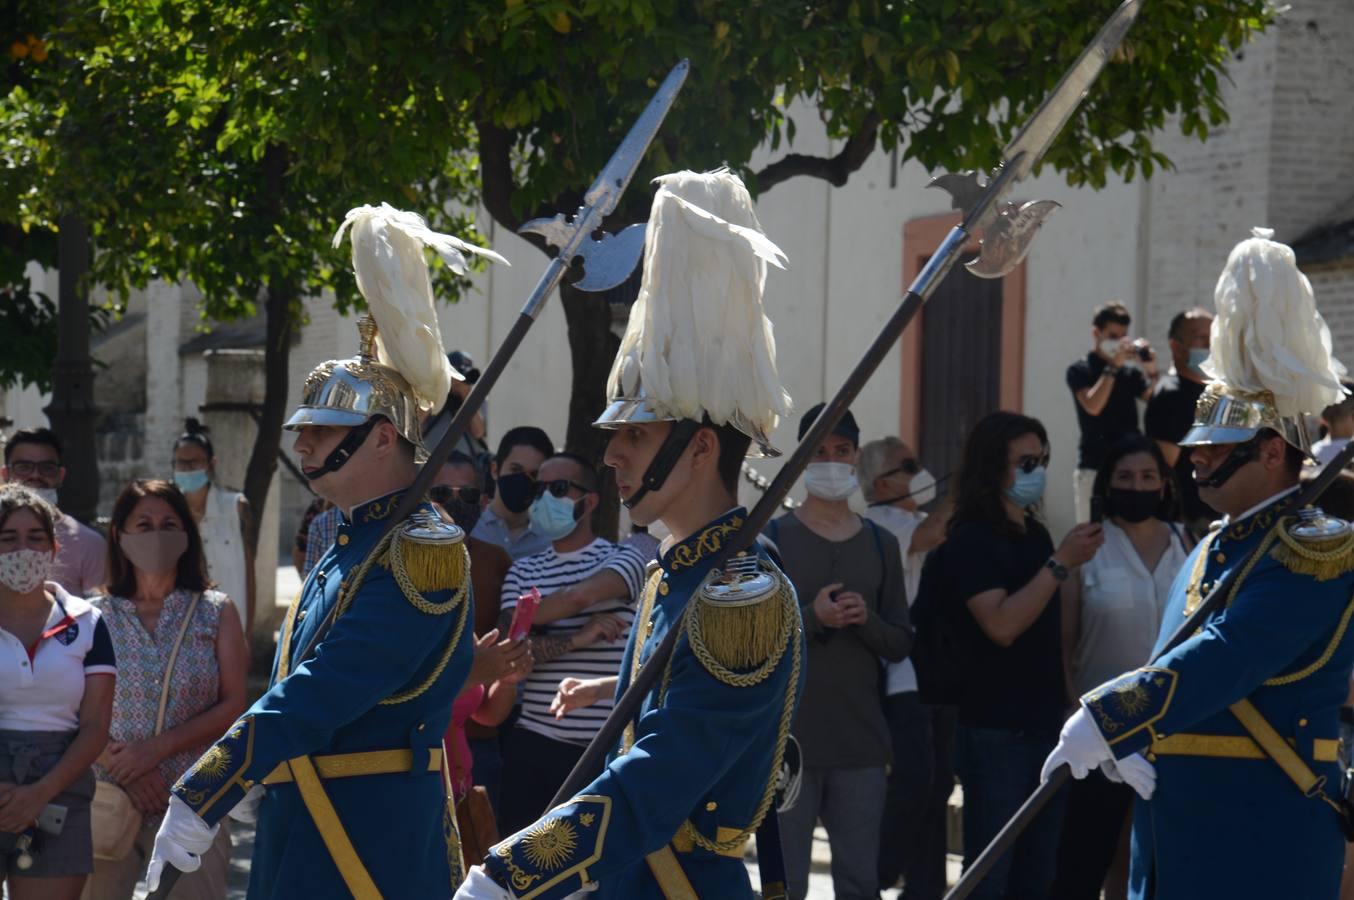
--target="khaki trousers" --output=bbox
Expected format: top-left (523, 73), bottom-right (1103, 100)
top-left (81, 819), bottom-right (231, 900)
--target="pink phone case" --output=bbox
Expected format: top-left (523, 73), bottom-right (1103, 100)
top-left (509, 587), bottom-right (542, 641)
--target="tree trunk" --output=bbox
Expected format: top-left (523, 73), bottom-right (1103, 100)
top-left (560, 279), bottom-right (623, 540)
top-left (45, 214), bottom-right (99, 524)
top-left (241, 281), bottom-right (294, 555)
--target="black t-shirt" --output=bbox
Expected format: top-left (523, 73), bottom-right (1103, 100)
top-left (1145, 373), bottom-right (1215, 523)
top-left (1066, 353), bottom-right (1149, 470)
top-left (937, 518), bottom-right (1064, 733)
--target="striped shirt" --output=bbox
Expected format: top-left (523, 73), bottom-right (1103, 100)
top-left (501, 538), bottom-right (649, 745)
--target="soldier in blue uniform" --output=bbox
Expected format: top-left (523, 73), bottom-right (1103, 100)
top-left (148, 205), bottom-right (506, 898)
top-left (1044, 228), bottom-right (1354, 899)
top-left (456, 170), bottom-right (805, 899)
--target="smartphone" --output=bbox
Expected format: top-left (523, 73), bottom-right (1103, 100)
top-left (1090, 496), bottom-right (1106, 525)
top-left (508, 588), bottom-right (542, 642)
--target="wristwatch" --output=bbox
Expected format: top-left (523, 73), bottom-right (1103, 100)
top-left (1045, 557), bottom-right (1070, 582)
top-left (1103, 365), bottom-right (1121, 376)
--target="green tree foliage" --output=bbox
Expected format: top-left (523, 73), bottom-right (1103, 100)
top-left (2, 0), bottom-right (1273, 532)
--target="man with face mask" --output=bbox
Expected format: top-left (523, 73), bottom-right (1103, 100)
top-left (859, 436), bottom-right (954, 899)
top-left (1145, 307), bottom-right (1217, 536)
top-left (765, 405), bottom-right (914, 900)
top-left (2, 428), bottom-right (106, 596)
top-left (493, 452), bottom-right (648, 836)
top-left (457, 169), bottom-right (805, 900)
top-left (147, 204), bottom-right (498, 898)
top-left (472, 426), bottom-right (556, 561)
top-left (1043, 229), bottom-right (1354, 900)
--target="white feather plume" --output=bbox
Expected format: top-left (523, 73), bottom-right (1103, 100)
top-left (608, 169), bottom-right (792, 440)
top-left (333, 203), bottom-right (508, 415)
top-left (1203, 227), bottom-right (1348, 417)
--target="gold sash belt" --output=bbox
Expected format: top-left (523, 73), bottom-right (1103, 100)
top-left (262, 748), bottom-right (444, 784)
top-left (1151, 733), bottom-right (1339, 763)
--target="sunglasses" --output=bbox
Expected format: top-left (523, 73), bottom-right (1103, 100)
top-left (879, 459), bottom-right (921, 479)
top-left (429, 485), bottom-right (481, 506)
top-left (533, 479), bottom-right (593, 500)
top-left (1015, 453), bottom-right (1051, 474)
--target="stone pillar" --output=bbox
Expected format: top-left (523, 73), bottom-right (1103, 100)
top-left (199, 349), bottom-right (280, 654)
top-left (142, 282), bottom-right (183, 474)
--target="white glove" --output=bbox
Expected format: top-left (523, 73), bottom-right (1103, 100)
top-left (1100, 752), bottom-right (1157, 800)
top-left (454, 866), bottom-right (513, 900)
top-left (147, 795), bottom-right (219, 892)
top-left (1041, 705), bottom-right (1114, 782)
top-left (228, 784), bottom-right (266, 824)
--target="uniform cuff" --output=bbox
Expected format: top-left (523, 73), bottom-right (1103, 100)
top-left (1081, 667), bottom-right (1179, 759)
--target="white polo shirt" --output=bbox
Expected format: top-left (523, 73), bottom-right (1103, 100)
top-left (0, 582), bottom-right (117, 731)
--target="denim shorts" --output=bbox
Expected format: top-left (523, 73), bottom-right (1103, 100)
top-left (0, 729), bottom-right (95, 879)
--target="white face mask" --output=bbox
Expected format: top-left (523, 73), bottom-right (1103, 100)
top-left (908, 468), bottom-right (937, 506)
top-left (804, 462), bottom-right (859, 501)
top-left (32, 488), bottom-right (59, 508)
top-left (0, 548), bottom-right (54, 594)
top-left (1098, 338), bottom-right (1123, 359)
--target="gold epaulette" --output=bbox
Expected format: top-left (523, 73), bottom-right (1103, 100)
top-left (1270, 513), bottom-right (1354, 582)
top-left (382, 511), bottom-right (470, 611)
top-left (685, 555), bottom-right (796, 687)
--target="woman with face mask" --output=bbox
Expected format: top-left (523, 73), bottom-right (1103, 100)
top-left (170, 421), bottom-right (254, 638)
top-left (85, 481), bottom-right (247, 900)
top-left (922, 412), bottom-right (1103, 900)
top-left (0, 484), bottom-right (116, 900)
top-left (1051, 436), bottom-right (1190, 900)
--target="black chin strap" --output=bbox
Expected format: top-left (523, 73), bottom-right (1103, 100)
top-left (1195, 436), bottom-right (1261, 490)
top-left (623, 419), bottom-right (703, 510)
top-left (304, 417), bottom-right (380, 481)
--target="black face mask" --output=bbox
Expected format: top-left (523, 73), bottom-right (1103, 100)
top-left (1108, 488), bottom-right (1160, 524)
top-left (495, 472), bottom-right (536, 514)
top-left (441, 499), bottom-right (483, 533)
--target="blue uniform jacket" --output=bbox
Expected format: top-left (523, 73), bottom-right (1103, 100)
top-left (1083, 492), bottom-right (1354, 900)
top-left (484, 508), bottom-right (806, 898)
top-left (171, 490), bottom-right (475, 899)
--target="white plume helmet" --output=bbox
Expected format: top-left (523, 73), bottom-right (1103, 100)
top-left (1203, 227), bottom-right (1347, 417)
top-left (604, 169), bottom-right (792, 455)
top-left (333, 203), bottom-right (508, 415)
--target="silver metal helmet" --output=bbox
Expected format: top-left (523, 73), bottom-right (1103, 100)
top-left (284, 315), bottom-right (428, 461)
top-left (1179, 382), bottom-right (1312, 457)
top-left (593, 376), bottom-right (780, 458)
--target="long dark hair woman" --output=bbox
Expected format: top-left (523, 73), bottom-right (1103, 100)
top-left (929, 411), bottom-right (1103, 900)
top-left (1051, 435), bottom-right (1190, 900)
top-left (0, 484), bottom-right (115, 900)
top-left (86, 480), bottom-right (246, 900)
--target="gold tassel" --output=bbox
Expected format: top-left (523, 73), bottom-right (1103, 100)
top-left (383, 532), bottom-right (470, 613)
top-left (687, 576), bottom-right (795, 682)
top-left (1271, 538), bottom-right (1354, 582)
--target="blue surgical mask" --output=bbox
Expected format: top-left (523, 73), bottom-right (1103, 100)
top-left (529, 493), bottom-right (582, 541)
top-left (1005, 466), bottom-right (1047, 508)
top-left (173, 470), bottom-right (210, 493)
top-left (1188, 347), bottom-right (1210, 375)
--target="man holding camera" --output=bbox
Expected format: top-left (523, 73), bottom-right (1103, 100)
top-left (1066, 301), bottom-right (1159, 522)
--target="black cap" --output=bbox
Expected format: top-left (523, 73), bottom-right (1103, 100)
top-left (448, 350), bottom-right (480, 384)
top-left (797, 402), bottom-right (859, 446)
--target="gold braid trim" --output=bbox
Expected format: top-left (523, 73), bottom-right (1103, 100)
top-left (684, 572), bottom-right (794, 687)
top-left (329, 527), bottom-right (472, 706)
top-left (674, 586), bottom-right (802, 856)
top-left (1270, 518), bottom-right (1354, 582)
top-left (384, 528), bottom-right (469, 613)
top-left (1263, 591), bottom-right (1354, 687)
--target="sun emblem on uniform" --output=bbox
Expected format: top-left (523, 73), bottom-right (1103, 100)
top-left (193, 745), bottom-right (231, 781)
top-left (1114, 684), bottom-right (1150, 717)
top-left (521, 818), bottom-right (578, 871)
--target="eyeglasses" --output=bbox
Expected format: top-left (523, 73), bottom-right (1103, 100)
top-left (429, 485), bottom-right (482, 506)
top-left (879, 459), bottom-right (921, 479)
top-left (1015, 453), bottom-right (1051, 474)
top-left (8, 461), bottom-right (60, 479)
top-left (533, 479), bottom-right (592, 500)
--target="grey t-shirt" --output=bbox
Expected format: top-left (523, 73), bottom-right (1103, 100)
top-left (766, 512), bottom-right (913, 768)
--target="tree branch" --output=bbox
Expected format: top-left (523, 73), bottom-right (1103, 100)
top-left (477, 120), bottom-right (522, 233)
top-left (754, 111), bottom-right (883, 194)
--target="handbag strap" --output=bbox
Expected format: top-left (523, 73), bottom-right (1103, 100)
top-left (155, 592), bottom-right (204, 736)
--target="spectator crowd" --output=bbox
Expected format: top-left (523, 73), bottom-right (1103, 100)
top-left (5, 297), bottom-right (1354, 900)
